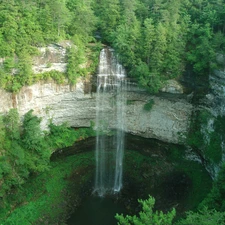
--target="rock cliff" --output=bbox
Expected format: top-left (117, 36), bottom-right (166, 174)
top-left (0, 42), bottom-right (193, 144)
top-left (0, 80), bottom-right (192, 144)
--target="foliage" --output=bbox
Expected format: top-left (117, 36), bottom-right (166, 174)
top-left (94, 0), bottom-right (121, 42)
top-left (0, 109), bottom-right (95, 208)
top-left (165, 146), bottom-right (212, 210)
top-left (66, 0), bottom-right (97, 44)
top-left (21, 110), bottom-right (51, 173)
top-left (46, 121), bottom-right (95, 149)
top-left (66, 45), bottom-right (86, 84)
top-left (200, 163), bottom-right (225, 212)
top-left (86, 42), bottom-right (102, 75)
top-left (124, 147), bottom-right (212, 219)
top-left (175, 207), bottom-right (225, 225)
top-left (0, 0), bottom-right (225, 93)
top-left (143, 99), bottom-right (154, 112)
top-left (187, 110), bottom-right (223, 164)
top-left (0, 151), bottom-right (95, 224)
top-left (35, 70), bottom-right (65, 84)
top-left (0, 0), bottom-right (97, 92)
top-left (3, 108), bottom-right (20, 141)
top-left (115, 195), bottom-right (176, 225)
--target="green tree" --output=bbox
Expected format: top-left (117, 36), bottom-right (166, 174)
top-left (150, 22), bottom-right (167, 72)
top-left (120, 0), bottom-right (137, 25)
top-left (17, 53), bottom-right (33, 86)
top-left (3, 108), bottom-right (20, 141)
top-left (175, 207), bottom-right (225, 225)
top-left (0, 110), bottom-right (27, 198)
top-left (0, 116), bottom-right (6, 150)
top-left (0, 0), bottom-right (19, 56)
top-left (67, 0), bottom-right (96, 44)
top-left (186, 23), bottom-right (214, 74)
top-left (21, 110), bottom-right (50, 173)
top-left (94, 0), bottom-right (121, 42)
top-left (38, 3), bottom-right (57, 42)
top-left (115, 195), bottom-right (176, 225)
top-left (50, 0), bottom-right (71, 37)
top-left (112, 17), bottom-right (141, 69)
top-left (143, 18), bottom-right (155, 66)
top-left (200, 163), bottom-right (225, 211)
top-left (66, 44), bottom-right (86, 84)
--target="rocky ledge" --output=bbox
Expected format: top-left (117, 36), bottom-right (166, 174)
top-left (0, 80), bottom-right (192, 144)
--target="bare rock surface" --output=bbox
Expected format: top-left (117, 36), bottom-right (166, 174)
top-left (0, 81), bottom-right (192, 144)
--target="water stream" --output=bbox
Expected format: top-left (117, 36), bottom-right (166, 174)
top-left (94, 48), bottom-right (127, 196)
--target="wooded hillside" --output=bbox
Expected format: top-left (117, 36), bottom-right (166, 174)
top-left (0, 0), bottom-right (225, 92)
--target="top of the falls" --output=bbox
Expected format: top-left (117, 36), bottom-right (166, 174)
top-left (98, 48), bottom-right (126, 78)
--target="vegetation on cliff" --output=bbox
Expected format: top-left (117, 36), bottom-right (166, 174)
top-left (0, 108), bottom-right (95, 219)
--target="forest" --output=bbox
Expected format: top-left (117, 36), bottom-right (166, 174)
top-left (0, 0), bottom-right (225, 92)
top-left (1, 0), bottom-right (225, 224)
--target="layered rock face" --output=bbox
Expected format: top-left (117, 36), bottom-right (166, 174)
top-left (0, 42), bottom-right (193, 144)
top-left (125, 91), bottom-right (192, 143)
top-left (0, 80), bottom-right (192, 144)
top-left (0, 81), bottom-right (96, 129)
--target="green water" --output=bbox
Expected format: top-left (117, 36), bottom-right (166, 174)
top-left (67, 196), bottom-right (127, 225)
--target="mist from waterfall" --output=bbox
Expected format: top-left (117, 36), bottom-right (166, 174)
top-left (94, 48), bottom-right (127, 197)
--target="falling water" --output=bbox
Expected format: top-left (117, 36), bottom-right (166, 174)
top-left (94, 48), bottom-right (127, 196)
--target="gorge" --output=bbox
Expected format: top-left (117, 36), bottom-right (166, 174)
top-left (0, 44), bottom-right (221, 224)
top-left (0, 45), bottom-right (206, 224)
top-left (1, 0), bottom-right (225, 224)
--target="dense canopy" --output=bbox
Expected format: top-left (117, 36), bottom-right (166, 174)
top-left (0, 0), bottom-right (225, 92)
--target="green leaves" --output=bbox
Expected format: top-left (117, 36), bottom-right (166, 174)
top-left (176, 207), bottom-right (225, 225)
top-left (66, 45), bottom-right (86, 84)
top-left (186, 23), bottom-right (214, 74)
top-left (95, 0), bottom-right (121, 42)
top-left (0, 0), bottom-right (224, 94)
top-left (0, 108), bottom-right (95, 203)
top-left (115, 195), bottom-right (176, 225)
top-left (67, 0), bottom-right (97, 44)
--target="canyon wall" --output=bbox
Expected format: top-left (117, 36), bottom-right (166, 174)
top-left (0, 80), bottom-right (192, 144)
top-left (0, 43), bottom-right (193, 144)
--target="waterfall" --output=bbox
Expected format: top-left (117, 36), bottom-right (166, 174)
top-left (94, 48), bottom-right (127, 196)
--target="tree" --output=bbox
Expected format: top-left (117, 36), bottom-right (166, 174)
top-left (143, 18), bottom-right (155, 66)
top-left (66, 44), bottom-right (86, 84)
top-left (0, 0), bottom-right (19, 56)
top-left (186, 23), bottom-right (214, 75)
top-left (150, 22), bottom-right (167, 72)
top-left (120, 0), bottom-right (137, 25)
top-left (66, 0), bottom-right (96, 44)
top-left (200, 163), bottom-right (225, 211)
top-left (21, 110), bottom-right (50, 173)
top-left (112, 16), bottom-right (141, 69)
top-left (0, 110), bottom-right (27, 198)
top-left (115, 195), bottom-right (176, 225)
top-left (50, 0), bottom-right (71, 37)
top-left (175, 207), bottom-right (225, 225)
top-left (3, 108), bottom-right (20, 141)
top-left (94, 0), bottom-right (121, 42)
